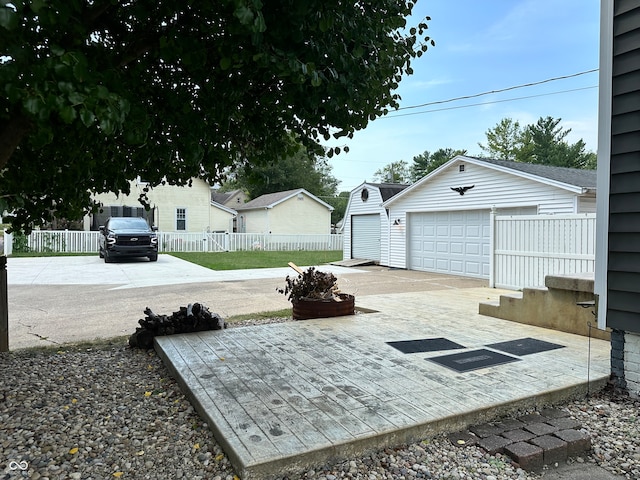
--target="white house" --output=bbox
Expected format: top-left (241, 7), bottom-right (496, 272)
top-left (234, 188), bottom-right (333, 234)
top-left (378, 156), bottom-right (597, 278)
top-left (341, 182), bottom-right (408, 264)
top-left (89, 178), bottom-right (237, 233)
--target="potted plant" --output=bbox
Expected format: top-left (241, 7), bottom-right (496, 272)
top-left (278, 263), bottom-right (355, 320)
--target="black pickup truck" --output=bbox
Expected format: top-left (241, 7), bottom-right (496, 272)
top-left (98, 217), bottom-right (158, 263)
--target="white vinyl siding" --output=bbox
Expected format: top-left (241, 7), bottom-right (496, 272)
top-left (387, 158), bottom-right (586, 271)
top-left (351, 214), bottom-right (381, 261)
top-left (342, 184), bottom-right (391, 264)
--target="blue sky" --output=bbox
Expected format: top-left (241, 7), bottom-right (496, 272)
top-left (324, 0), bottom-right (601, 192)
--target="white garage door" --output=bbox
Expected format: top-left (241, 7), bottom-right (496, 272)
top-left (409, 210), bottom-right (491, 278)
top-left (351, 214), bottom-right (381, 262)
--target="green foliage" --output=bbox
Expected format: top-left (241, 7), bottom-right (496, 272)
top-left (170, 250), bottom-right (342, 270)
top-left (479, 117), bottom-right (596, 169)
top-left (478, 118), bottom-right (524, 161)
top-left (373, 160), bottom-right (411, 184)
top-left (228, 144), bottom-right (339, 200)
top-left (410, 148), bottom-right (467, 181)
top-left (324, 191), bottom-right (350, 226)
top-left (518, 117), bottom-right (596, 169)
top-left (11, 232), bottom-right (30, 253)
top-left (0, 1), bottom-right (433, 233)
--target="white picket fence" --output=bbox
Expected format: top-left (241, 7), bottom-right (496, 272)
top-left (4, 214), bottom-right (596, 291)
top-left (4, 230), bottom-right (342, 255)
top-left (491, 213), bottom-right (596, 289)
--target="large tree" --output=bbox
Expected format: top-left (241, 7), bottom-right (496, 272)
top-left (373, 160), bottom-right (411, 184)
top-left (518, 116), bottom-right (596, 169)
top-left (478, 118), bottom-right (523, 161)
top-left (410, 147), bottom-right (467, 181)
top-left (479, 116), bottom-right (596, 169)
top-left (0, 1), bottom-right (432, 232)
top-left (223, 145), bottom-right (339, 200)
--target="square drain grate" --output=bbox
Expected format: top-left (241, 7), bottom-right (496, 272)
top-left (486, 337), bottom-right (565, 356)
top-left (428, 348), bottom-right (520, 372)
top-left (387, 338), bottom-right (466, 354)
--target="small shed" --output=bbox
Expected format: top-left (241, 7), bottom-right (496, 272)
top-left (235, 188), bottom-right (333, 234)
top-left (342, 182), bottom-right (409, 264)
top-left (382, 156), bottom-right (597, 278)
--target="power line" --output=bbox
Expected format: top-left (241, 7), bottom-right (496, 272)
top-left (397, 69), bottom-right (599, 111)
top-left (384, 85), bottom-right (597, 119)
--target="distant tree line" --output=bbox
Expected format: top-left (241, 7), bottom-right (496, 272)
top-left (373, 116), bottom-right (597, 184)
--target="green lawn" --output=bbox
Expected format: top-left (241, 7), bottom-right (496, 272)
top-left (169, 250), bottom-right (342, 270)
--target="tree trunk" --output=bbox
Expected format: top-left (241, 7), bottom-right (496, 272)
top-left (0, 113), bottom-right (32, 171)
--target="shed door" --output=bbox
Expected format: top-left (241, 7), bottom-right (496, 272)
top-left (408, 210), bottom-right (490, 278)
top-left (351, 214), bottom-right (381, 261)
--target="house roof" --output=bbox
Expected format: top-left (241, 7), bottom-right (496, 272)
top-left (235, 188), bottom-right (334, 211)
top-left (210, 200), bottom-right (237, 215)
top-left (211, 188), bottom-right (244, 205)
top-left (384, 155), bottom-right (597, 206)
top-left (473, 157), bottom-right (597, 189)
top-left (363, 183), bottom-right (410, 202)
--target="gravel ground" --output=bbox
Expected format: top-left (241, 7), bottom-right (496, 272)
top-left (1, 317), bottom-right (639, 480)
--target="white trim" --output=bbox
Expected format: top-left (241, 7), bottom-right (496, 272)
top-left (383, 155), bottom-right (588, 207)
top-left (176, 206), bottom-right (187, 232)
top-left (595, 0), bottom-right (614, 331)
top-left (210, 200), bottom-right (238, 216)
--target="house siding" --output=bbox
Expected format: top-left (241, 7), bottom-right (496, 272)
top-left (238, 209), bottom-right (269, 234)
top-left (607, 0), bottom-right (640, 334)
top-left (91, 178), bottom-right (231, 233)
top-left (268, 195), bottom-right (331, 234)
top-left (342, 185), bottom-right (391, 264)
top-left (386, 159), bottom-right (581, 269)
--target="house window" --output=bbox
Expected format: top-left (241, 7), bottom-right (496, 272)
top-left (459, 164), bottom-right (465, 172)
top-left (176, 208), bottom-right (186, 231)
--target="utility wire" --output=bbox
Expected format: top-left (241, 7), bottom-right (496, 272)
top-left (396, 69), bottom-right (599, 111)
top-left (384, 85), bottom-right (598, 119)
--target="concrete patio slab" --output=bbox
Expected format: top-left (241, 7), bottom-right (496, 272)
top-left (155, 287), bottom-right (610, 480)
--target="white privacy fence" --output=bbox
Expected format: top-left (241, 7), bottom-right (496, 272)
top-left (491, 213), bottom-right (596, 290)
top-left (4, 230), bottom-right (342, 255)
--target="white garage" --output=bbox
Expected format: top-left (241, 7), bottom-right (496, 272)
top-left (383, 156), bottom-right (598, 279)
top-left (342, 183), bottom-right (408, 264)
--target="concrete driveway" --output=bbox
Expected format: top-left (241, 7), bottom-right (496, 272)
top-left (6, 254), bottom-right (491, 350)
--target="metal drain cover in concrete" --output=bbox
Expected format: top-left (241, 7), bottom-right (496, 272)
top-left (428, 348), bottom-right (520, 372)
top-left (486, 337), bottom-right (565, 356)
top-left (387, 338), bottom-right (465, 354)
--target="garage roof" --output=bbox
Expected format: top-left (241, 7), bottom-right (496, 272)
top-left (383, 155), bottom-right (597, 206)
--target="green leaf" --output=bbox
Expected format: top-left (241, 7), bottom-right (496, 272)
top-left (79, 108), bottom-right (95, 127)
top-left (68, 91), bottom-right (85, 105)
top-left (0, 7), bottom-right (18, 30)
top-left (220, 57), bottom-right (232, 70)
top-left (29, 0), bottom-right (47, 14)
top-left (59, 105), bottom-right (77, 124)
top-left (57, 82), bottom-right (75, 94)
top-left (99, 118), bottom-right (115, 135)
top-left (51, 44), bottom-right (65, 56)
top-left (24, 97), bottom-right (43, 115)
top-left (234, 6), bottom-right (254, 25)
